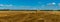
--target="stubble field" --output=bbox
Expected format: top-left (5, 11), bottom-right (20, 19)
top-left (0, 11), bottom-right (60, 22)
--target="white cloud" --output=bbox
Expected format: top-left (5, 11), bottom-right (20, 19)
top-left (10, 6), bottom-right (38, 10)
top-left (0, 4), bottom-right (13, 7)
top-left (0, 4), bottom-right (4, 6)
top-left (47, 2), bottom-right (56, 6)
top-left (5, 4), bottom-right (13, 6)
top-left (0, 4), bottom-right (13, 9)
top-left (52, 2), bottom-right (56, 5)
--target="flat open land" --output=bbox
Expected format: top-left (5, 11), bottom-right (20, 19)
top-left (0, 11), bottom-right (60, 22)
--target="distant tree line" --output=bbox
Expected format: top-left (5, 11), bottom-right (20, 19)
top-left (0, 9), bottom-right (60, 11)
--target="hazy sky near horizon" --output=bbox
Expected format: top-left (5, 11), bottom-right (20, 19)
top-left (0, 0), bottom-right (60, 10)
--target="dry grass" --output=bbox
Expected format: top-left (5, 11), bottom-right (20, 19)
top-left (0, 11), bottom-right (60, 22)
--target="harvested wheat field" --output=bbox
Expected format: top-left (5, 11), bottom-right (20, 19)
top-left (0, 11), bottom-right (60, 22)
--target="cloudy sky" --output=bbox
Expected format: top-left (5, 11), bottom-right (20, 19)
top-left (0, 0), bottom-right (60, 10)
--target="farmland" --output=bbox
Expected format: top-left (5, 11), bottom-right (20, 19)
top-left (0, 11), bottom-right (60, 22)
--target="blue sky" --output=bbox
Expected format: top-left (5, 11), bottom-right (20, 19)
top-left (0, 0), bottom-right (60, 10)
